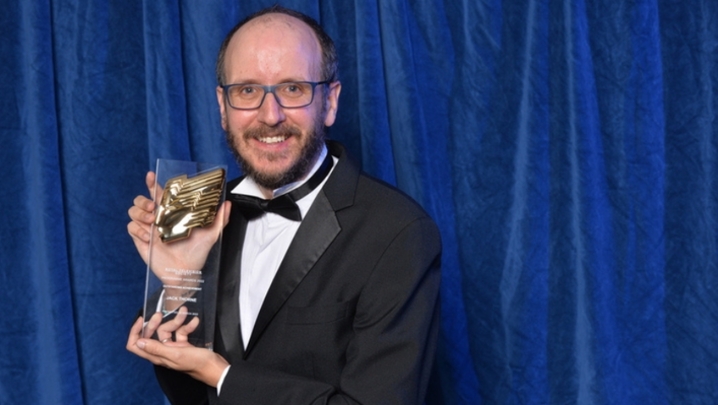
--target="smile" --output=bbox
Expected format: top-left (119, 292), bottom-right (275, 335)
top-left (258, 135), bottom-right (288, 144)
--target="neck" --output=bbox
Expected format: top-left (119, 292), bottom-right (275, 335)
top-left (258, 146), bottom-right (328, 199)
top-left (258, 187), bottom-right (274, 200)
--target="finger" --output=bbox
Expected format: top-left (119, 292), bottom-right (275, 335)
top-left (142, 312), bottom-right (163, 339)
top-left (148, 171), bottom-right (165, 203)
top-left (127, 319), bottom-right (168, 365)
top-left (155, 321), bottom-right (174, 343)
top-left (126, 316), bottom-right (144, 351)
top-left (126, 220), bottom-right (153, 265)
top-left (156, 306), bottom-right (189, 340)
top-left (146, 171), bottom-right (157, 195)
top-left (137, 338), bottom-right (195, 369)
top-left (131, 195), bottom-right (156, 219)
top-left (221, 201), bottom-right (232, 228)
top-left (174, 316), bottom-right (200, 343)
top-left (207, 201), bottom-right (232, 234)
top-left (131, 338), bottom-right (171, 366)
top-left (127, 219), bottom-right (151, 243)
top-left (127, 207), bottom-right (153, 230)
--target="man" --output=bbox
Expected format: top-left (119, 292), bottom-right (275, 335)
top-left (126, 5), bottom-right (441, 405)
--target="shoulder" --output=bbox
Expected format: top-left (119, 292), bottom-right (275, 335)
top-left (356, 173), bottom-right (430, 221)
top-left (324, 140), bottom-right (438, 234)
top-left (339, 171), bottom-right (441, 256)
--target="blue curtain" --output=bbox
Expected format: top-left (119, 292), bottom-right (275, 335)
top-left (2, 0), bottom-right (716, 404)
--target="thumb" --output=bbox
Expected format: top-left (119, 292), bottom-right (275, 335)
top-left (220, 200), bottom-right (232, 228)
top-left (206, 200), bottom-right (231, 234)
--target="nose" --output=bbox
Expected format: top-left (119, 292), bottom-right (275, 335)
top-left (256, 92), bottom-right (285, 126)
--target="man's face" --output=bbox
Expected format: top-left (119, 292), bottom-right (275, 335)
top-left (216, 14), bottom-right (341, 191)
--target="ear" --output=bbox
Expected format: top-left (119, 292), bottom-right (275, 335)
top-left (323, 81), bottom-right (341, 127)
top-left (216, 86), bottom-right (228, 131)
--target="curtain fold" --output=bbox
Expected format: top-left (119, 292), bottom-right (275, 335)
top-left (2, 0), bottom-right (717, 404)
top-left (660, 1), bottom-right (718, 403)
top-left (1, 1), bottom-right (83, 404)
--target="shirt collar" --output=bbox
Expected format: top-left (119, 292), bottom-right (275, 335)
top-left (230, 145), bottom-right (329, 199)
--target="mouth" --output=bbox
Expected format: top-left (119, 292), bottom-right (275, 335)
top-left (257, 135), bottom-right (289, 144)
top-left (244, 124), bottom-right (301, 149)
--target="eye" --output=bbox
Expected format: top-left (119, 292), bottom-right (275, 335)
top-left (279, 82), bottom-right (308, 98)
top-left (228, 85), bottom-right (260, 100)
top-left (239, 86), bottom-right (257, 96)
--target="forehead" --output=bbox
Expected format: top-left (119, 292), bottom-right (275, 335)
top-left (224, 13), bottom-right (322, 83)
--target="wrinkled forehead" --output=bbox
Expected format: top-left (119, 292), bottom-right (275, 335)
top-left (223, 13), bottom-right (323, 82)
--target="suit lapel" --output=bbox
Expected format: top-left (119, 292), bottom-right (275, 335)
top-left (244, 191), bottom-right (341, 355)
top-left (216, 198), bottom-right (247, 362)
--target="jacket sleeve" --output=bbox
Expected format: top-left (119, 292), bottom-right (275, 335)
top-left (155, 365), bottom-right (209, 405)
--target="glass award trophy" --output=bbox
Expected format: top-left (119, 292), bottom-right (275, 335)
top-left (142, 159), bottom-right (227, 349)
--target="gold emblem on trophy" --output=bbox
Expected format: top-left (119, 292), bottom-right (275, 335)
top-left (154, 168), bottom-right (226, 243)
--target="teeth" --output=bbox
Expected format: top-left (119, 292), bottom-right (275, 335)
top-left (259, 136), bottom-right (287, 144)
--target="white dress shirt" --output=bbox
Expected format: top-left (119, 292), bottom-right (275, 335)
top-left (229, 145), bottom-right (335, 349)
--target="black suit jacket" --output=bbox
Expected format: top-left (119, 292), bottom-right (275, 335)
top-left (156, 141), bottom-right (442, 405)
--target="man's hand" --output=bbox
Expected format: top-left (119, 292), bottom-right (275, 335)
top-left (127, 310), bottom-right (229, 388)
top-left (127, 171), bottom-right (231, 278)
top-left (140, 306), bottom-right (200, 340)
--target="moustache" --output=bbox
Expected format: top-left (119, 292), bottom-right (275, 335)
top-left (243, 125), bottom-right (302, 140)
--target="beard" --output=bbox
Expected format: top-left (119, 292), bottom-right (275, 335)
top-left (224, 114), bottom-right (326, 190)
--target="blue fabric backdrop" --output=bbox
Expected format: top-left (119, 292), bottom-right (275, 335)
top-left (1, 0), bottom-right (717, 404)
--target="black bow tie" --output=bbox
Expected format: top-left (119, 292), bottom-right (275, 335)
top-left (228, 153), bottom-right (333, 221)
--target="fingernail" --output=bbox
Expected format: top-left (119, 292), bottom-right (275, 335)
top-left (137, 340), bottom-right (146, 349)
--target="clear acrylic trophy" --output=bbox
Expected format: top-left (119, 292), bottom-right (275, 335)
top-left (142, 159), bottom-right (226, 349)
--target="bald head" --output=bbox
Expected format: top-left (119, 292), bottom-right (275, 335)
top-left (223, 13), bottom-right (322, 87)
top-left (215, 6), bottom-right (338, 86)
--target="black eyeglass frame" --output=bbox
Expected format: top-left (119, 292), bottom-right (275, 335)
top-left (221, 81), bottom-right (331, 110)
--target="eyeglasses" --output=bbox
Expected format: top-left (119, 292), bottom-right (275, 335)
top-left (221, 81), bottom-right (329, 110)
